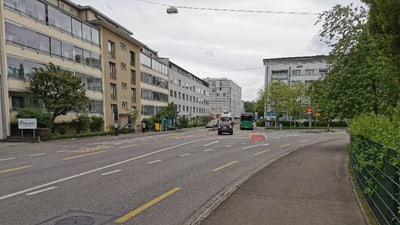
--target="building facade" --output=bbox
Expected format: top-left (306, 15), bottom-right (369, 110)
top-left (1, 0), bottom-right (104, 138)
top-left (205, 78), bottom-right (242, 119)
top-left (162, 59), bottom-right (210, 119)
top-left (139, 47), bottom-right (169, 118)
top-left (263, 55), bottom-right (328, 87)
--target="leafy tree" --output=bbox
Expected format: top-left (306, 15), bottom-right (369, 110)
top-left (28, 63), bottom-right (89, 132)
top-left (16, 108), bottom-right (52, 128)
top-left (316, 4), bottom-right (399, 119)
top-left (156, 103), bottom-right (177, 117)
top-left (243, 101), bottom-right (255, 113)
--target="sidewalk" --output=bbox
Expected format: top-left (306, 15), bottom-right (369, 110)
top-left (198, 138), bottom-right (367, 225)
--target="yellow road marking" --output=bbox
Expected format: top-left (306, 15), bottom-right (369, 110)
top-left (213, 161), bottom-right (238, 172)
top-left (115, 187), bottom-right (181, 223)
top-left (67, 145), bottom-right (110, 153)
top-left (120, 144), bottom-right (137, 149)
top-left (280, 144), bottom-right (291, 148)
top-left (300, 139), bottom-right (310, 143)
top-left (0, 165), bottom-right (31, 174)
top-left (62, 151), bottom-right (105, 160)
top-left (253, 149), bottom-right (269, 156)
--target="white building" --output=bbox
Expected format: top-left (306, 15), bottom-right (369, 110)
top-left (162, 59), bottom-right (210, 119)
top-left (205, 78), bottom-right (242, 119)
top-left (263, 55), bottom-right (328, 87)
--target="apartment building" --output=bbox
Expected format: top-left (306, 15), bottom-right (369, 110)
top-left (73, 4), bottom-right (143, 130)
top-left (205, 78), bottom-right (242, 119)
top-left (1, 0), bottom-right (104, 138)
top-left (139, 47), bottom-right (169, 118)
top-left (161, 59), bottom-right (210, 119)
top-left (263, 55), bottom-right (328, 87)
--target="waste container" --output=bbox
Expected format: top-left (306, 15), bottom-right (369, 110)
top-left (154, 123), bottom-right (160, 131)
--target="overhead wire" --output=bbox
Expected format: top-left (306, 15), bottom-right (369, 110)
top-left (136, 0), bottom-right (320, 15)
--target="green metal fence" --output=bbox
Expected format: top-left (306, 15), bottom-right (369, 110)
top-left (349, 135), bottom-right (400, 225)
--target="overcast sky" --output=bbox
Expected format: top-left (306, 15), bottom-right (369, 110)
top-left (73, 0), bottom-right (363, 101)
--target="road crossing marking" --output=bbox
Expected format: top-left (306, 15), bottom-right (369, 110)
top-left (115, 187), bottom-right (181, 223)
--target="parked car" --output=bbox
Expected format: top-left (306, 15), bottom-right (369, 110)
top-left (206, 120), bottom-right (217, 128)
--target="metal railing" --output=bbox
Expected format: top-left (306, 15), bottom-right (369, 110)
top-left (349, 135), bottom-right (400, 225)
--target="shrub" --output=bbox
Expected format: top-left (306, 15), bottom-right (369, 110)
top-left (72, 114), bottom-right (91, 134)
top-left (16, 108), bottom-right (52, 128)
top-left (90, 116), bottom-right (104, 132)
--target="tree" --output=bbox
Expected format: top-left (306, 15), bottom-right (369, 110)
top-left (28, 63), bottom-right (89, 132)
top-left (243, 101), bottom-right (255, 113)
top-left (315, 4), bottom-right (400, 119)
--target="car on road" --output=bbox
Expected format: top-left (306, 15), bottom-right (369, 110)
top-left (217, 118), bottom-right (233, 135)
top-left (206, 120), bottom-right (217, 128)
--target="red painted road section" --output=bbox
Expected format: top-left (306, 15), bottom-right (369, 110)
top-left (250, 133), bottom-right (267, 142)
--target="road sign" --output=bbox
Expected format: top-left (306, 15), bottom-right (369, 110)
top-left (306, 107), bottom-right (313, 115)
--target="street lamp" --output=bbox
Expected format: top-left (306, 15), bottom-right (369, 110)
top-left (167, 6), bottom-right (178, 14)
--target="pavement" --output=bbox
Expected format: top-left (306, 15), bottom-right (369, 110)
top-left (198, 136), bottom-right (368, 225)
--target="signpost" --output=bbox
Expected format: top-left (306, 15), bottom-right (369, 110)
top-left (306, 107), bottom-right (312, 129)
top-left (18, 118), bottom-right (37, 140)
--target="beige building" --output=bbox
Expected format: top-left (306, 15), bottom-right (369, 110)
top-left (1, 0), bottom-right (104, 138)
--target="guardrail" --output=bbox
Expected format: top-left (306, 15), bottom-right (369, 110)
top-left (349, 135), bottom-right (400, 225)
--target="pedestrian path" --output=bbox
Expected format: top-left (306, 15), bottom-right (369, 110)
top-left (200, 138), bottom-right (367, 225)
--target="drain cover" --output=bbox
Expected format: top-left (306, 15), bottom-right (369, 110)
top-left (55, 216), bottom-right (95, 225)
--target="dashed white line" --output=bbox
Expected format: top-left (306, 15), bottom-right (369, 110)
top-left (148, 160), bottom-right (162, 164)
top-left (203, 141), bottom-right (218, 147)
top-left (180, 153), bottom-right (191, 157)
top-left (26, 186), bottom-right (57, 196)
top-left (0, 157), bottom-right (15, 162)
top-left (57, 150), bottom-right (67, 153)
top-left (224, 145), bottom-right (232, 148)
top-left (101, 170), bottom-right (121, 176)
top-left (29, 153), bottom-right (46, 157)
top-left (203, 149), bottom-right (214, 152)
top-left (242, 144), bottom-right (261, 150)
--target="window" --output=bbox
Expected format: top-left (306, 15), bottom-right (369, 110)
top-left (91, 28), bottom-right (99, 45)
top-left (110, 83), bottom-right (117, 100)
top-left (131, 88), bottom-right (136, 103)
top-left (170, 90), bottom-right (173, 97)
top-left (87, 76), bottom-right (102, 92)
top-left (83, 50), bottom-right (91, 65)
top-left (109, 62), bottom-right (116, 80)
top-left (82, 23), bottom-right (91, 42)
top-left (7, 56), bottom-right (24, 79)
top-left (130, 51), bottom-right (136, 66)
top-left (292, 70), bottom-right (301, 76)
top-left (306, 69), bottom-right (315, 75)
top-left (51, 39), bottom-right (62, 57)
top-left (62, 42), bottom-right (73, 60)
top-left (121, 62), bottom-right (126, 71)
top-left (88, 100), bottom-right (103, 114)
top-left (90, 52), bottom-right (101, 68)
top-left (120, 42), bottom-right (126, 51)
top-left (73, 47), bottom-right (83, 63)
top-left (130, 70), bottom-right (136, 85)
top-left (108, 41), bottom-right (115, 58)
top-left (5, 22), bottom-right (22, 44)
top-left (10, 96), bottom-right (25, 111)
top-left (122, 101), bottom-right (128, 110)
top-left (72, 18), bottom-right (82, 38)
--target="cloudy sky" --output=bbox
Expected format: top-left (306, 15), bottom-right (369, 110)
top-left (73, 0), bottom-right (363, 101)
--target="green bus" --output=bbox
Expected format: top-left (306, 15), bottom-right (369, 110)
top-left (240, 112), bottom-right (254, 130)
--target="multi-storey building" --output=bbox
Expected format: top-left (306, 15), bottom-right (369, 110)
top-left (205, 78), bottom-right (242, 119)
top-left (161, 59), bottom-right (210, 119)
top-left (263, 55), bottom-right (328, 87)
top-left (75, 4), bottom-right (143, 130)
top-left (139, 47), bottom-right (169, 118)
top-left (1, 0), bottom-right (104, 138)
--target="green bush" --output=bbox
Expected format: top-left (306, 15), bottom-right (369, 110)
top-left (90, 116), bottom-right (104, 132)
top-left (16, 108), bottom-right (52, 128)
top-left (72, 114), bottom-right (91, 134)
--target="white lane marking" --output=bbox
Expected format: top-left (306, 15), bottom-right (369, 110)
top-left (26, 186), bottom-right (57, 196)
top-left (101, 170), bottom-right (121, 176)
top-left (0, 137), bottom-right (215, 201)
top-left (203, 149), bottom-right (214, 152)
top-left (0, 157), bottom-right (15, 162)
top-left (29, 153), bottom-right (46, 157)
top-left (203, 141), bottom-right (218, 147)
top-left (224, 145), bottom-right (232, 148)
top-left (148, 160), bottom-right (161, 164)
top-left (57, 150), bottom-right (67, 153)
top-left (179, 153), bottom-right (191, 157)
top-left (242, 144), bottom-right (261, 150)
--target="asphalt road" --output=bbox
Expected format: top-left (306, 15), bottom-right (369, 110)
top-left (0, 127), bottom-right (348, 225)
